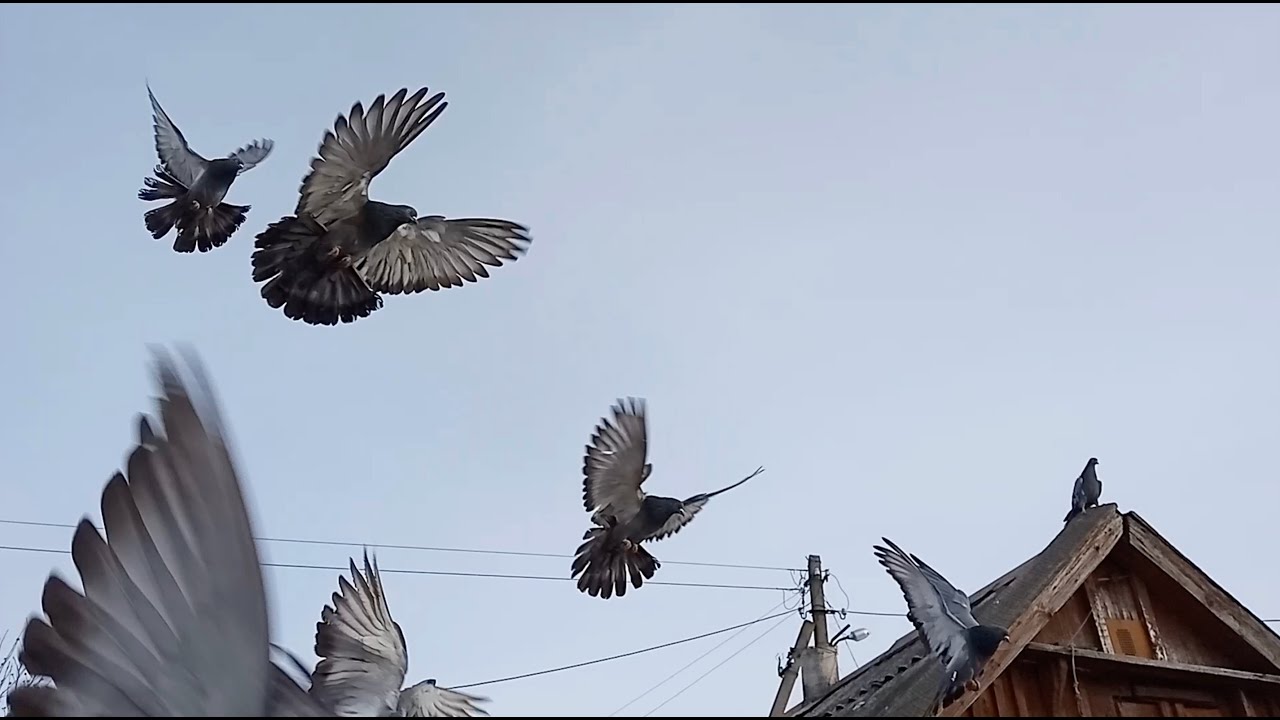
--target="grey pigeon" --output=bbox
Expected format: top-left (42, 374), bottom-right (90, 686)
top-left (137, 84), bottom-right (274, 253)
top-left (306, 551), bottom-right (490, 717)
top-left (250, 86), bottom-right (532, 326)
top-left (5, 349), bottom-right (326, 717)
top-left (1063, 457), bottom-right (1102, 523)
top-left (873, 538), bottom-right (1009, 714)
top-left (571, 398), bottom-right (764, 599)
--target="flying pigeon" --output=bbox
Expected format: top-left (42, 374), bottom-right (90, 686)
top-left (873, 538), bottom-right (1010, 714)
top-left (5, 349), bottom-right (326, 717)
top-left (1063, 457), bottom-right (1102, 523)
top-left (306, 551), bottom-right (491, 717)
top-left (250, 86), bottom-right (532, 326)
top-left (570, 397), bottom-right (764, 599)
top-left (137, 84), bottom-right (274, 254)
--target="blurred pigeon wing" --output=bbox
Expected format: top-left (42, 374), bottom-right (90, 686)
top-left (398, 681), bottom-right (491, 718)
top-left (354, 217), bottom-right (532, 295)
top-left (231, 138), bottom-right (276, 174)
top-left (647, 468), bottom-right (758, 542)
top-left (909, 553), bottom-right (978, 627)
top-left (873, 539), bottom-right (971, 668)
top-left (310, 551), bottom-right (409, 715)
top-left (9, 350), bottom-right (275, 715)
top-left (267, 664), bottom-right (330, 716)
top-left (147, 85), bottom-right (209, 188)
top-left (581, 398), bottom-right (650, 522)
top-left (647, 496), bottom-right (709, 542)
top-left (297, 87), bottom-right (447, 226)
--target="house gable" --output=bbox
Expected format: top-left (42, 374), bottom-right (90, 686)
top-left (792, 505), bottom-right (1280, 717)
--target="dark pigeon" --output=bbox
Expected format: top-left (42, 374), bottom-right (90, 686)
top-left (5, 349), bottom-right (325, 717)
top-left (1063, 457), bottom-right (1102, 523)
top-left (873, 538), bottom-right (1010, 714)
top-left (137, 84), bottom-right (274, 253)
top-left (250, 86), bottom-right (532, 327)
top-left (570, 397), bottom-right (763, 599)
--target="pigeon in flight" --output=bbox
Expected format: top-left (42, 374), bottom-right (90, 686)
top-left (6, 350), bottom-right (326, 717)
top-left (137, 84), bottom-right (274, 254)
top-left (571, 397), bottom-right (764, 599)
top-left (873, 538), bottom-right (1010, 714)
top-left (1063, 457), bottom-right (1102, 523)
top-left (251, 86), bottom-right (532, 326)
top-left (306, 551), bottom-right (491, 717)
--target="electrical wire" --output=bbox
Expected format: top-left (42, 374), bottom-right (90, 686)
top-left (608, 594), bottom-right (799, 716)
top-left (449, 607), bottom-right (799, 690)
top-left (0, 543), bottom-right (793, 593)
top-left (641, 612), bottom-right (793, 717)
top-left (0, 518), bottom-right (801, 573)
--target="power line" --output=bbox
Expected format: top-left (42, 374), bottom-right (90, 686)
top-left (642, 612), bottom-right (792, 716)
top-left (0, 543), bottom-right (793, 593)
top-left (608, 595), bottom-right (799, 716)
top-left (449, 606), bottom-right (800, 690)
top-left (0, 518), bottom-right (801, 574)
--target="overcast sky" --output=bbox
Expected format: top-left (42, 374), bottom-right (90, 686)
top-left (1, 3), bottom-right (1278, 717)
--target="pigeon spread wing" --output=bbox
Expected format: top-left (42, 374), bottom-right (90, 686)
top-left (147, 84), bottom-right (209, 188)
top-left (873, 539), bottom-right (974, 672)
top-left (354, 217), bottom-right (532, 295)
top-left (7, 350), bottom-right (314, 716)
top-left (398, 680), bottom-right (491, 718)
top-left (646, 467), bottom-right (762, 542)
top-left (231, 138), bottom-right (276, 173)
top-left (310, 551), bottom-right (410, 716)
top-left (296, 87), bottom-right (448, 227)
top-left (582, 398), bottom-right (651, 523)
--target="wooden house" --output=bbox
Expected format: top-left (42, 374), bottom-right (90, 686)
top-left (788, 504), bottom-right (1280, 717)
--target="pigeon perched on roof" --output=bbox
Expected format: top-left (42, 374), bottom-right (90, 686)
top-left (1063, 457), bottom-right (1102, 524)
top-left (571, 397), bottom-right (764, 599)
top-left (250, 86), bottom-right (532, 326)
top-left (137, 84), bottom-right (274, 254)
top-left (5, 349), bottom-right (326, 717)
top-left (873, 538), bottom-right (1010, 714)
top-left (306, 551), bottom-right (491, 717)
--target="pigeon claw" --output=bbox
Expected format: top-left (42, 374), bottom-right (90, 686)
top-left (964, 678), bottom-right (980, 694)
top-left (621, 539), bottom-right (635, 551)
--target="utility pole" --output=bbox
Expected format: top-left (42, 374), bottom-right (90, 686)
top-left (800, 554), bottom-right (839, 701)
top-left (771, 555), bottom-right (841, 715)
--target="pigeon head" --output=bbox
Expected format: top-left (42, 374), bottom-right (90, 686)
top-left (391, 203), bottom-right (419, 224)
top-left (969, 624), bottom-right (1010, 659)
top-left (1087, 457), bottom-right (1099, 466)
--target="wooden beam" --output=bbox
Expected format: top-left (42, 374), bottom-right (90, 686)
top-left (1126, 516), bottom-right (1280, 671)
top-left (937, 513), bottom-right (1126, 717)
top-left (1023, 642), bottom-right (1280, 687)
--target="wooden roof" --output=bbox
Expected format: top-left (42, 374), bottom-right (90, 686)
top-left (789, 504), bottom-right (1280, 717)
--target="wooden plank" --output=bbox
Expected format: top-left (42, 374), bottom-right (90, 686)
top-left (1044, 657), bottom-right (1074, 717)
top-left (937, 513), bottom-right (1126, 717)
top-left (1132, 574), bottom-right (1169, 661)
top-left (1011, 668), bottom-right (1032, 716)
top-left (1127, 517), bottom-right (1280, 671)
top-left (1232, 687), bottom-right (1256, 717)
top-left (1024, 642), bottom-right (1280, 687)
top-left (1085, 576), bottom-right (1116, 654)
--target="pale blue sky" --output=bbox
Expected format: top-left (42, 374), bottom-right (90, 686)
top-left (2, 3), bottom-right (1279, 717)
